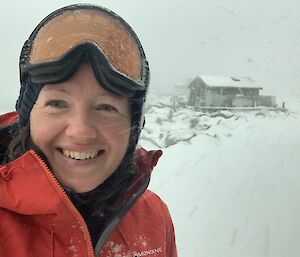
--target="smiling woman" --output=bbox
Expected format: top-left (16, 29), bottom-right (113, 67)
top-left (0, 4), bottom-right (177, 257)
top-left (30, 63), bottom-right (132, 193)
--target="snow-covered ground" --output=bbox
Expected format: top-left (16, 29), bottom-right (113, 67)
top-left (141, 95), bottom-right (300, 257)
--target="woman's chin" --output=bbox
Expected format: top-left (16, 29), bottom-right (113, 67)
top-left (56, 173), bottom-right (105, 193)
top-left (50, 150), bottom-right (110, 192)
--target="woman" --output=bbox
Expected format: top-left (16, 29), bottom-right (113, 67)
top-left (0, 4), bottom-right (177, 257)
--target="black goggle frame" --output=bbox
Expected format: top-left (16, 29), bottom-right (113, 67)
top-left (20, 42), bottom-right (148, 97)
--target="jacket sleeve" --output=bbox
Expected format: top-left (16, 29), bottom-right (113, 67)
top-left (161, 201), bottom-right (178, 257)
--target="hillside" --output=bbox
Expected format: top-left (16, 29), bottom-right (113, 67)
top-left (141, 95), bottom-right (300, 257)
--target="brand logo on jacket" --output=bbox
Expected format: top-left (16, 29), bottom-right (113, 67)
top-left (132, 247), bottom-right (163, 257)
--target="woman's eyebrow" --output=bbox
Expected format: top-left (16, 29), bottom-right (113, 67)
top-left (96, 94), bottom-right (124, 101)
top-left (42, 86), bottom-right (70, 95)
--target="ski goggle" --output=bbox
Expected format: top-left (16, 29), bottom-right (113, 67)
top-left (19, 5), bottom-right (150, 97)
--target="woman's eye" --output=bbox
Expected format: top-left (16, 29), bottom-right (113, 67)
top-left (46, 100), bottom-right (68, 108)
top-left (96, 104), bottom-right (117, 112)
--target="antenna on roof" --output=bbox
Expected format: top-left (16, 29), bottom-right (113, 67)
top-left (231, 76), bottom-right (240, 82)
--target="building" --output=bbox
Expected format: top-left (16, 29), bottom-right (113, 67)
top-left (188, 75), bottom-right (276, 108)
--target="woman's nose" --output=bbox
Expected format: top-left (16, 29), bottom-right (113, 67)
top-left (65, 111), bottom-right (98, 141)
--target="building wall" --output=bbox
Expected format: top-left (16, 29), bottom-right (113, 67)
top-left (196, 93), bottom-right (277, 108)
top-left (257, 95), bottom-right (277, 107)
top-left (188, 78), bottom-right (276, 108)
top-left (232, 97), bottom-right (254, 107)
top-left (240, 88), bottom-right (260, 96)
top-left (188, 78), bottom-right (207, 105)
top-left (204, 90), bottom-right (228, 106)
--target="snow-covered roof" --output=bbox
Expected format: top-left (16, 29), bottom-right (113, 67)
top-left (199, 75), bottom-right (262, 89)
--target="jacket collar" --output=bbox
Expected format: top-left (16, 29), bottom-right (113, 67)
top-left (0, 111), bottom-right (18, 127)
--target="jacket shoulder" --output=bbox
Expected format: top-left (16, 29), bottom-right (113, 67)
top-left (134, 189), bottom-right (170, 217)
top-left (0, 112), bottom-right (18, 127)
top-left (118, 189), bottom-right (172, 230)
top-left (0, 112), bottom-right (19, 164)
top-left (108, 189), bottom-right (177, 256)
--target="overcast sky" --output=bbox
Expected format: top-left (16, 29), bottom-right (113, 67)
top-left (1, 0), bottom-right (299, 111)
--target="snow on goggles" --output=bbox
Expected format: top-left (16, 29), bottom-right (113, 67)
top-left (19, 5), bottom-right (150, 97)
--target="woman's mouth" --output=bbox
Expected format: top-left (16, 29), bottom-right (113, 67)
top-left (62, 149), bottom-right (100, 160)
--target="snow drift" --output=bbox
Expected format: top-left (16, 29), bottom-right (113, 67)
top-left (141, 95), bottom-right (300, 257)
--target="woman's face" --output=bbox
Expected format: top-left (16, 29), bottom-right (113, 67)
top-left (30, 63), bottom-right (131, 193)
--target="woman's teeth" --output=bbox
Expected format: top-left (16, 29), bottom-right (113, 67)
top-left (62, 150), bottom-right (98, 160)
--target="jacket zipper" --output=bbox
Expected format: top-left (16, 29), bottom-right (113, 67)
top-left (94, 170), bottom-right (151, 256)
top-left (30, 150), bottom-right (96, 257)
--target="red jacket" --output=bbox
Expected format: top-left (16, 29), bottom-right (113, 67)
top-left (0, 112), bottom-right (177, 257)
